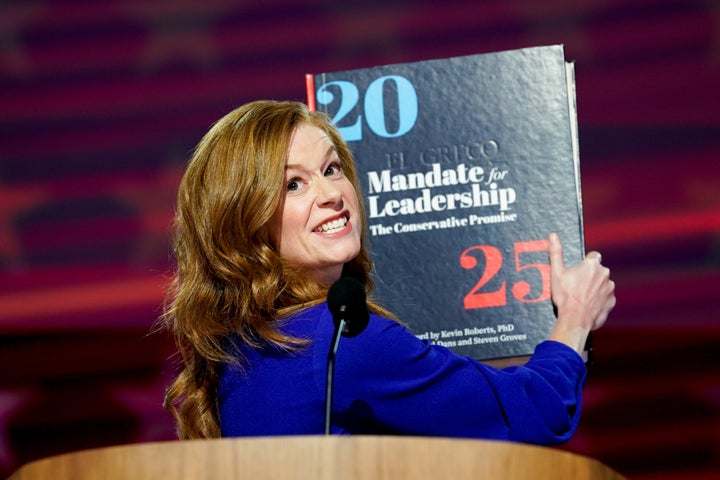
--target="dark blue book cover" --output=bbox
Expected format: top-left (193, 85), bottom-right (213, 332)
top-left (307, 45), bottom-right (584, 363)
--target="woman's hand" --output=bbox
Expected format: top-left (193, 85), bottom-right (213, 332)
top-left (546, 232), bottom-right (616, 354)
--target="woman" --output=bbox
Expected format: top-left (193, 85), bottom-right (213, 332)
top-left (162, 100), bottom-right (615, 444)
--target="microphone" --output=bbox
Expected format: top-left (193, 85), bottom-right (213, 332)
top-left (325, 277), bottom-right (369, 435)
top-left (327, 276), bottom-right (370, 337)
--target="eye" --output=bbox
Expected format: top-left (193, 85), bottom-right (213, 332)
top-left (324, 162), bottom-right (343, 177)
top-left (286, 178), bottom-right (302, 192)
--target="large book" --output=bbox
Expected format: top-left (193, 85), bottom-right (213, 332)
top-left (306, 45), bottom-right (585, 363)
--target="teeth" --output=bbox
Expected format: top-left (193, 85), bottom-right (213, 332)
top-left (315, 216), bottom-right (347, 234)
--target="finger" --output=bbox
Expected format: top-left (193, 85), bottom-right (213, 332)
top-left (586, 251), bottom-right (602, 263)
top-left (548, 232), bottom-right (565, 275)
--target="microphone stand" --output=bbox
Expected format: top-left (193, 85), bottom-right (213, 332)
top-left (325, 315), bottom-right (346, 435)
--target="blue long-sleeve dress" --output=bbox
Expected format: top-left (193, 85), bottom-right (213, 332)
top-left (218, 302), bottom-right (586, 445)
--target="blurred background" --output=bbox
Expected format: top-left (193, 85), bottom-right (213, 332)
top-left (1, 0), bottom-right (718, 479)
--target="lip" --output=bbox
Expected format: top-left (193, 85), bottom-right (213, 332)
top-left (313, 211), bottom-right (350, 233)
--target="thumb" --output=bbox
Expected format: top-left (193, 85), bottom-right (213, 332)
top-left (548, 232), bottom-right (565, 277)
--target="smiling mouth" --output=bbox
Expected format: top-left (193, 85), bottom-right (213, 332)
top-left (314, 215), bottom-right (348, 234)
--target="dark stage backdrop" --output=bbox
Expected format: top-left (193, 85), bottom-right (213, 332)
top-left (1, 1), bottom-right (718, 479)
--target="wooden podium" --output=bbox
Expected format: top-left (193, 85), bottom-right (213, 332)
top-left (8, 436), bottom-right (625, 479)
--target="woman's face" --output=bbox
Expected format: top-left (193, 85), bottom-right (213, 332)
top-left (269, 123), bottom-right (362, 284)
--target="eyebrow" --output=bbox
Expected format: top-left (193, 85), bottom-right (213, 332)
top-left (285, 145), bottom-right (337, 170)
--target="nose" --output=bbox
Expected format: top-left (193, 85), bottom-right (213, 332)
top-left (315, 177), bottom-right (343, 208)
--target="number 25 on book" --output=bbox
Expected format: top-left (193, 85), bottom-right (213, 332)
top-left (461, 240), bottom-right (550, 310)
